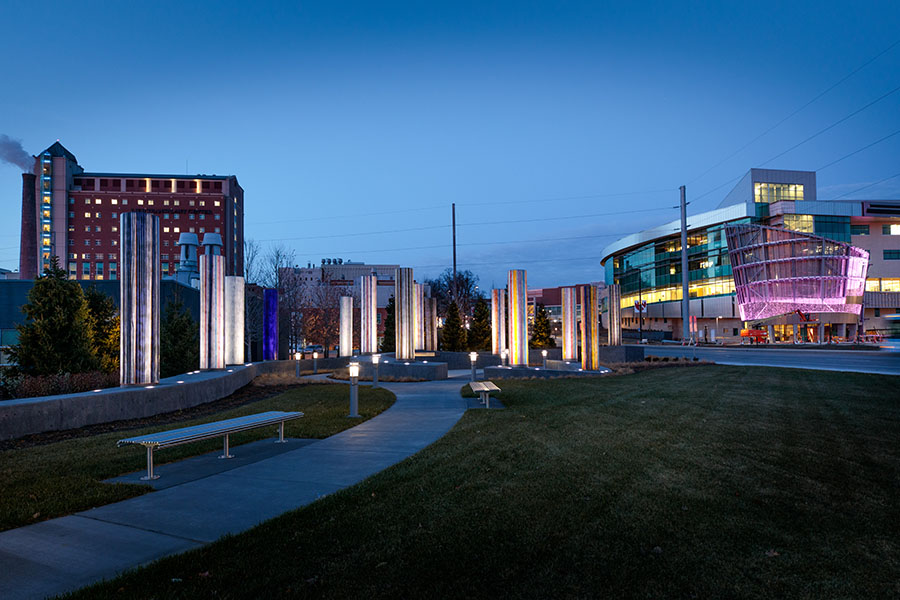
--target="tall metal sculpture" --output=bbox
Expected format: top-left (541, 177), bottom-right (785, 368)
top-left (507, 270), bottom-right (528, 366)
top-left (395, 267), bottom-right (415, 360)
top-left (224, 276), bottom-right (245, 365)
top-left (415, 282), bottom-right (425, 351)
top-left (340, 295), bottom-right (353, 357)
top-left (359, 274), bottom-right (377, 354)
top-left (561, 286), bottom-right (577, 360)
top-left (424, 297), bottom-right (438, 351)
top-left (263, 288), bottom-right (279, 361)
top-left (200, 234), bottom-right (225, 370)
top-left (491, 288), bottom-right (507, 356)
top-left (120, 212), bottom-right (160, 385)
top-left (607, 283), bottom-right (622, 346)
top-left (580, 284), bottom-right (599, 371)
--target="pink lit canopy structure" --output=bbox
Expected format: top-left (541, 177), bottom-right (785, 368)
top-left (725, 224), bottom-right (868, 321)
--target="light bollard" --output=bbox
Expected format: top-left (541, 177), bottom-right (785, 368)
top-left (348, 362), bottom-right (360, 418)
top-left (470, 351), bottom-right (478, 382)
top-left (372, 353), bottom-right (380, 388)
top-left (501, 349), bottom-right (508, 367)
top-left (542, 349), bottom-right (548, 368)
top-left (313, 351), bottom-right (318, 375)
top-left (294, 352), bottom-right (301, 378)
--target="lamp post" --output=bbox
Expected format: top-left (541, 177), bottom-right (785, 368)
top-left (469, 351), bottom-right (478, 381)
top-left (313, 351), bottom-right (318, 375)
top-left (348, 362), bottom-right (360, 418)
top-left (541, 349), bottom-right (548, 368)
top-left (294, 351), bottom-right (301, 378)
top-left (372, 353), bottom-right (380, 389)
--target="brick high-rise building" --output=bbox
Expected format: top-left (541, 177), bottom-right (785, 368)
top-left (19, 141), bottom-right (244, 281)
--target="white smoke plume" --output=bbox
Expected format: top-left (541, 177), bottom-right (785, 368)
top-left (0, 134), bottom-right (33, 171)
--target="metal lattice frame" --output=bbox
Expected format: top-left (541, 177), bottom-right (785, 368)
top-left (724, 224), bottom-right (868, 321)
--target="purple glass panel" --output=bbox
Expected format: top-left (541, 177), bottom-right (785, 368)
top-left (263, 288), bottom-right (279, 361)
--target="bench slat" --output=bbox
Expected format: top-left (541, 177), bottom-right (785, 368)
top-left (118, 411), bottom-right (303, 448)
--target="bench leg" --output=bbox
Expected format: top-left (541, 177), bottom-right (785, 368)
top-left (276, 421), bottom-right (286, 443)
top-left (219, 433), bottom-right (234, 459)
top-left (485, 393), bottom-right (490, 409)
top-left (141, 446), bottom-right (159, 481)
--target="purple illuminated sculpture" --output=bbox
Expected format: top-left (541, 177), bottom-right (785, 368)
top-left (263, 288), bottom-right (279, 361)
top-left (725, 224), bottom-right (868, 321)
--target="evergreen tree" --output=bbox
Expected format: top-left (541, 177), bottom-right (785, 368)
top-left (380, 295), bottom-right (396, 352)
top-left (85, 286), bottom-right (120, 374)
top-left (468, 297), bottom-right (491, 350)
top-left (10, 257), bottom-right (98, 375)
top-left (530, 303), bottom-right (556, 348)
top-left (160, 297), bottom-right (200, 378)
top-left (442, 300), bottom-right (467, 351)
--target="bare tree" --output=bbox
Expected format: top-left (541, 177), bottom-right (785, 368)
top-left (259, 243), bottom-right (296, 290)
top-left (424, 268), bottom-right (482, 322)
top-left (243, 238), bottom-right (262, 284)
top-left (300, 272), bottom-right (343, 357)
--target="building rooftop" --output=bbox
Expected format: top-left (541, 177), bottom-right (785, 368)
top-left (40, 141), bottom-right (78, 163)
top-left (80, 172), bottom-right (233, 181)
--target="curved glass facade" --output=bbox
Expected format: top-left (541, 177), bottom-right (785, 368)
top-left (725, 224), bottom-right (868, 321)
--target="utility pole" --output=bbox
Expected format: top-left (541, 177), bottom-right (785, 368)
top-left (680, 185), bottom-right (690, 342)
top-left (452, 202), bottom-right (457, 303)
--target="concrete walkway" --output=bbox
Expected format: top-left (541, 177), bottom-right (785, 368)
top-left (0, 372), bottom-right (473, 600)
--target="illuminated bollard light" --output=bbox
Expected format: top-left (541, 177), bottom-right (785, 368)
top-left (470, 351), bottom-right (478, 382)
top-left (295, 352), bottom-right (301, 378)
top-left (501, 348), bottom-right (508, 367)
top-left (372, 353), bottom-right (381, 389)
top-left (348, 362), bottom-right (360, 418)
top-left (542, 349), bottom-right (548, 368)
top-left (313, 351), bottom-right (318, 375)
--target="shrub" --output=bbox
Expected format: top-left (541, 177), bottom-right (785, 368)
top-left (6, 371), bottom-right (119, 399)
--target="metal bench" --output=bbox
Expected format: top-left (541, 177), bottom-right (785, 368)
top-left (469, 381), bottom-right (501, 408)
top-left (118, 411), bottom-right (304, 480)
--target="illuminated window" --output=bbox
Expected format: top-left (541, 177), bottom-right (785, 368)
top-left (122, 199), bottom-right (128, 205)
top-left (111, 199), bottom-right (118, 205)
top-left (95, 212), bottom-right (101, 218)
top-left (112, 239), bottom-right (118, 246)
top-left (95, 199), bottom-right (101, 205)
top-left (84, 212), bottom-right (91, 218)
top-left (754, 183), bottom-right (804, 204)
top-left (84, 226), bottom-right (91, 232)
top-left (189, 227), bottom-right (195, 232)
top-left (174, 201), bottom-right (180, 206)
top-left (163, 227), bottom-right (170, 233)
top-left (148, 200), bottom-right (154, 206)
top-left (174, 227), bottom-right (180, 233)
top-left (783, 214), bottom-right (813, 233)
top-left (85, 199), bottom-right (90, 205)
top-left (214, 201), bottom-right (220, 207)
top-left (200, 201), bottom-right (205, 207)
top-left (883, 224), bottom-right (900, 235)
top-left (42, 238), bottom-right (51, 247)
top-left (42, 224), bottom-right (51, 232)
top-left (137, 199), bottom-right (144, 206)
top-left (43, 210), bottom-right (51, 218)
top-left (164, 200), bottom-right (170, 206)
top-left (190, 201), bottom-right (195, 206)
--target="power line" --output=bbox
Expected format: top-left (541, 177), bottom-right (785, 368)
top-left (816, 127), bottom-right (900, 171)
top-left (828, 171), bottom-right (900, 200)
top-left (455, 188), bottom-right (675, 207)
top-left (687, 37), bottom-right (900, 186)
top-left (458, 206), bottom-right (674, 228)
top-left (247, 203), bottom-right (445, 226)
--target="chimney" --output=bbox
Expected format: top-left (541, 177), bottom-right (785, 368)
top-left (19, 173), bottom-right (37, 279)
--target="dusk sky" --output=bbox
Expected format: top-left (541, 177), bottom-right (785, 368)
top-left (1, 1), bottom-right (899, 288)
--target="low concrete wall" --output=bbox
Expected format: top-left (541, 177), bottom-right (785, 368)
top-left (425, 351), bottom-right (501, 370)
top-left (599, 346), bottom-right (645, 363)
top-left (358, 360), bottom-right (448, 381)
top-left (0, 359), bottom-right (351, 442)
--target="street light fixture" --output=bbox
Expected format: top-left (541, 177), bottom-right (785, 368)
top-left (372, 353), bottom-right (381, 388)
top-left (348, 362), bottom-right (360, 418)
top-left (469, 351), bottom-right (478, 382)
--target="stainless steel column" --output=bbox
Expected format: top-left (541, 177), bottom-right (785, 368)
top-left (120, 212), bottom-right (160, 385)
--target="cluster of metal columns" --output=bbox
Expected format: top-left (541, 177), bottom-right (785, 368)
top-left (119, 212), bottom-right (160, 385)
top-left (507, 270), bottom-right (528, 366)
top-left (339, 296), bottom-right (353, 357)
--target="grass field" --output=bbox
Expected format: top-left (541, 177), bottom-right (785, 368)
top-left (62, 365), bottom-right (900, 599)
top-left (0, 382), bottom-right (394, 532)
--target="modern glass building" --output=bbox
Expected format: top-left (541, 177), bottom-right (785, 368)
top-left (600, 169), bottom-right (900, 342)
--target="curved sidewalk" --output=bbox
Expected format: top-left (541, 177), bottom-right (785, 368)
top-left (0, 372), bottom-right (472, 600)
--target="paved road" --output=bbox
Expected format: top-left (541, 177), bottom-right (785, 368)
top-left (644, 345), bottom-right (900, 375)
top-left (0, 372), bottom-right (474, 600)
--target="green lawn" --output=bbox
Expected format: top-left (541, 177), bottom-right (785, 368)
top-left (63, 366), bottom-right (900, 598)
top-left (0, 383), bottom-right (394, 532)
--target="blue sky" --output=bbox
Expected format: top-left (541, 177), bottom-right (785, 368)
top-left (1, 0), bottom-right (899, 288)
